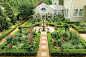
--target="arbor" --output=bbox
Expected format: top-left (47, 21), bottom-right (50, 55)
top-left (0, 8), bottom-right (11, 31)
top-left (4, 3), bottom-right (17, 25)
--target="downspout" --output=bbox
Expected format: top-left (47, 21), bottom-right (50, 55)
top-left (70, 0), bottom-right (74, 21)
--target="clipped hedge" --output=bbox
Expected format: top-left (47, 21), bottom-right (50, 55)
top-left (0, 20), bottom-right (25, 40)
top-left (70, 24), bottom-right (86, 33)
top-left (0, 32), bottom-right (40, 56)
top-left (66, 21), bottom-right (80, 24)
top-left (48, 33), bottom-right (86, 56)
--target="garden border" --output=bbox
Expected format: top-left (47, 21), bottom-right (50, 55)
top-left (47, 33), bottom-right (86, 56)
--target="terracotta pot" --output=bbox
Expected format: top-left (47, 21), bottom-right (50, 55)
top-left (39, 25), bottom-right (41, 27)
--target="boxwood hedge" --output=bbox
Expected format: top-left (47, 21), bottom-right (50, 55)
top-left (70, 24), bottom-right (86, 33)
top-left (47, 33), bottom-right (86, 56)
top-left (0, 32), bottom-right (40, 56)
top-left (0, 20), bottom-right (25, 40)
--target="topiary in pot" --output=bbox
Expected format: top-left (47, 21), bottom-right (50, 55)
top-left (63, 23), bottom-right (69, 33)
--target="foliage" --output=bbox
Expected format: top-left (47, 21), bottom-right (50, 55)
top-left (0, 7), bottom-right (12, 31)
top-left (62, 33), bottom-right (69, 41)
top-left (63, 23), bottom-right (69, 33)
top-left (0, 20), bottom-right (25, 40)
top-left (18, 2), bottom-right (35, 19)
top-left (4, 3), bottom-right (17, 24)
top-left (48, 33), bottom-right (86, 56)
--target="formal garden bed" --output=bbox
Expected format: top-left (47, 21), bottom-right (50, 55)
top-left (0, 26), bottom-right (40, 56)
top-left (0, 20), bottom-right (26, 40)
top-left (47, 23), bottom-right (86, 56)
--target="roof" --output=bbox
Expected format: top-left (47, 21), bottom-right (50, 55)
top-left (49, 5), bottom-right (64, 10)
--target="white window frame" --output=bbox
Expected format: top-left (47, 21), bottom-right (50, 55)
top-left (73, 8), bottom-right (85, 17)
top-left (64, 9), bottom-right (69, 18)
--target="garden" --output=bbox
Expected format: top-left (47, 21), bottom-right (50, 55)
top-left (47, 19), bottom-right (86, 56)
top-left (0, 0), bottom-right (86, 57)
top-left (0, 21), bottom-right (41, 56)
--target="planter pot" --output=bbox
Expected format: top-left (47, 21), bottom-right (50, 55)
top-left (39, 25), bottom-right (41, 27)
top-left (46, 25), bottom-right (48, 26)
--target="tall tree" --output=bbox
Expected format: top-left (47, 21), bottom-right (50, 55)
top-left (4, 3), bottom-right (17, 25)
top-left (0, 8), bottom-right (11, 31)
top-left (18, 2), bottom-right (36, 19)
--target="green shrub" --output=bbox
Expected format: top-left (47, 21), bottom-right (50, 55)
top-left (0, 20), bottom-right (25, 40)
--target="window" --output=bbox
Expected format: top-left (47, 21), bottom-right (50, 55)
top-left (73, 9), bottom-right (78, 16)
top-left (73, 9), bottom-right (84, 17)
top-left (64, 9), bottom-right (68, 18)
top-left (79, 9), bottom-right (84, 16)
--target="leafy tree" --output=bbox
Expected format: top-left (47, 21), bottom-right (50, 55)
top-left (0, 7), bottom-right (11, 31)
top-left (18, 2), bottom-right (36, 19)
top-left (4, 3), bottom-right (17, 25)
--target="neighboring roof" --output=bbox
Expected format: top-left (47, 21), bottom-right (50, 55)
top-left (0, 6), bottom-right (5, 10)
top-left (49, 5), bottom-right (64, 10)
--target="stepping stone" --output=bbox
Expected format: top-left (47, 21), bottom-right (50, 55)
top-left (41, 52), bottom-right (47, 56)
top-left (42, 37), bottom-right (46, 39)
top-left (41, 32), bottom-right (47, 34)
top-left (42, 45), bottom-right (46, 49)
top-left (42, 41), bottom-right (46, 43)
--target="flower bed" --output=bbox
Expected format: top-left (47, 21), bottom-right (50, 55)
top-left (0, 27), bottom-right (40, 56)
top-left (0, 20), bottom-right (25, 40)
top-left (48, 28), bottom-right (86, 56)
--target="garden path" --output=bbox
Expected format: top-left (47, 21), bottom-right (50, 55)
top-left (37, 31), bottom-right (50, 57)
top-left (0, 21), bottom-right (27, 45)
top-left (70, 27), bottom-right (86, 41)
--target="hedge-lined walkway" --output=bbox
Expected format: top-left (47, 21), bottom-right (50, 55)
top-left (0, 21), bottom-right (27, 45)
top-left (37, 31), bottom-right (50, 57)
top-left (70, 27), bottom-right (86, 41)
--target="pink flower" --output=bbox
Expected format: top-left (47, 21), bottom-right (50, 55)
top-left (29, 29), bottom-right (30, 31)
top-left (21, 25), bottom-right (22, 26)
top-left (37, 5), bottom-right (39, 6)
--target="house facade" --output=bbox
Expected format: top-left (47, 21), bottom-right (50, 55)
top-left (64, 0), bottom-right (86, 21)
top-left (33, 3), bottom-right (64, 20)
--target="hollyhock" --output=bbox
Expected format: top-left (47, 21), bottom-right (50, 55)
top-left (32, 37), bottom-right (33, 39)
top-left (7, 34), bottom-right (10, 35)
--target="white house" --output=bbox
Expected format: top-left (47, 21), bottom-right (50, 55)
top-left (33, 2), bottom-right (64, 20)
